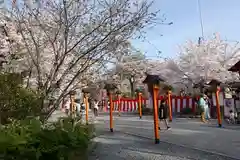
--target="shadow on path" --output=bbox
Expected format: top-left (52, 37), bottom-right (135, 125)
top-left (89, 128), bottom-right (239, 160)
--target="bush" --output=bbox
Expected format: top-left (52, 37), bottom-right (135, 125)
top-left (195, 105), bottom-right (204, 115)
top-left (180, 108), bottom-right (193, 115)
top-left (0, 73), bottom-right (42, 124)
top-left (0, 117), bottom-right (93, 160)
top-left (122, 92), bottom-right (131, 98)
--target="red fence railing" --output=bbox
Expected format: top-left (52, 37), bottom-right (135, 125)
top-left (103, 96), bottom-right (197, 114)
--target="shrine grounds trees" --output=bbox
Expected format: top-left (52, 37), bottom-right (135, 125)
top-left (0, 0), bottom-right (161, 159)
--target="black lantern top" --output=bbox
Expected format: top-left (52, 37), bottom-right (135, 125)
top-left (193, 78), bottom-right (210, 88)
top-left (207, 79), bottom-right (221, 86)
top-left (115, 90), bottom-right (121, 95)
top-left (193, 83), bottom-right (198, 89)
top-left (104, 83), bottom-right (117, 92)
top-left (142, 74), bottom-right (165, 85)
top-left (228, 60), bottom-right (240, 72)
top-left (135, 88), bottom-right (142, 93)
top-left (69, 90), bottom-right (76, 95)
top-left (206, 79), bottom-right (222, 92)
top-left (82, 88), bottom-right (91, 93)
top-left (82, 84), bottom-right (98, 93)
top-left (229, 81), bottom-right (240, 88)
top-left (162, 84), bottom-right (173, 91)
top-left (20, 70), bottom-right (30, 78)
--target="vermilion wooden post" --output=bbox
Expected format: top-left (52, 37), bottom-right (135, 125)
top-left (153, 85), bottom-right (160, 144)
top-left (109, 93), bottom-right (114, 132)
top-left (168, 90), bottom-right (173, 122)
top-left (70, 95), bottom-right (74, 114)
top-left (143, 74), bottom-right (164, 144)
top-left (118, 95), bottom-right (121, 116)
top-left (216, 86), bottom-right (222, 127)
top-left (70, 91), bottom-right (76, 117)
top-left (84, 95), bottom-right (89, 125)
top-left (138, 92), bottom-right (142, 119)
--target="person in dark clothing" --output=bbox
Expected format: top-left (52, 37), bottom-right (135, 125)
top-left (159, 99), bottom-right (171, 130)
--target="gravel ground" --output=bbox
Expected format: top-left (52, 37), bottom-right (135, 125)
top-left (94, 115), bottom-right (240, 158)
top-left (49, 112), bottom-right (240, 160)
top-left (89, 125), bottom-right (238, 160)
top-left (88, 131), bottom-right (191, 160)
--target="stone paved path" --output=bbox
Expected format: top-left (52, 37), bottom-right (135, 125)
top-left (95, 115), bottom-right (240, 158)
top-left (89, 119), bottom-right (238, 160)
top-left (48, 109), bottom-right (95, 123)
top-left (89, 131), bottom-right (192, 160)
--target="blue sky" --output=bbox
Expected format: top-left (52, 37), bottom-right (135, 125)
top-left (131, 0), bottom-right (240, 59)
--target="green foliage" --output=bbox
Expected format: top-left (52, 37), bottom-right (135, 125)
top-left (0, 73), bottom-right (42, 124)
top-left (195, 105), bottom-right (204, 115)
top-left (180, 108), bottom-right (193, 115)
top-left (135, 88), bottom-right (142, 93)
top-left (122, 92), bottom-right (131, 98)
top-left (115, 90), bottom-right (121, 95)
top-left (162, 84), bottom-right (174, 92)
top-left (0, 117), bottom-right (93, 160)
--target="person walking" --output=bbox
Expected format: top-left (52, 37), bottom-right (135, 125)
top-left (158, 99), bottom-right (171, 130)
top-left (204, 95), bottom-right (211, 120)
top-left (75, 99), bottom-right (81, 116)
top-left (93, 100), bottom-right (99, 116)
top-left (228, 110), bottom-right (236, 124)
top-left (198, 94), bottom-right (206, 123)
top-left (64, 99), bottom-right (71, 115)
top-left (107, 100), bottom-right (110, 110)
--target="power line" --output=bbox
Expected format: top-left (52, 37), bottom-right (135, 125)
top-left (136, 33), bottom-right (169, 60)
top-left (198, 0), bottom-right (204, 39)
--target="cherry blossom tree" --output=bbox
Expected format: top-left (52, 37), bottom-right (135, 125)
top-left (169, 33), bottom-right (240, 93)
top-left (108, 47), bottom-right (173, 97)
top-left (0, 16), bottom-right (26, 73)
top-left (1, 0), bottom-right (161, 118)
top-left (108, 49), bottom-right (149, 96)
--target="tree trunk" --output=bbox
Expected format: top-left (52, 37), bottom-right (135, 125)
top-left (130, 81), bottom-right (134, 97)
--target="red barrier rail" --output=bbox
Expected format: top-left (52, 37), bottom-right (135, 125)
top-left (104, 96), bottom-right (197, 114)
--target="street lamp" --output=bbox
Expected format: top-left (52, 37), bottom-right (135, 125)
top-left (82, 88), bottom-right (91, 124)
top-left (207, 79), bottom-right (222, 127)
top-left (69, 90), bottom-right (77, 118)
top-left (135, 88), bottom-right (143, 119)
top-left (104, 82), bottom-right (117, 132)
top-left (162, 84), bottom-right (173, 121)
top-left (143, 74), bottom-right (165, 144)
top-left (115, 90), bottom-right (122, 116)
top-left (0, 54), bottom-right (7, 70)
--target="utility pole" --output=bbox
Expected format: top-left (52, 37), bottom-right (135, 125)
top-left (198, 0), bottom-right (204, 45)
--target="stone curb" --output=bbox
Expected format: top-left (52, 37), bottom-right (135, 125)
top-left (87, 129), bottom-right (105, 156)
top-left (88, 140), bottom-right (97, 154)
top-left (99, 112), bottom-right (202, 119)
top-left (176, 115), bottom-right (201, 118)
top-left (121, 131), bottom-right (240, 160)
